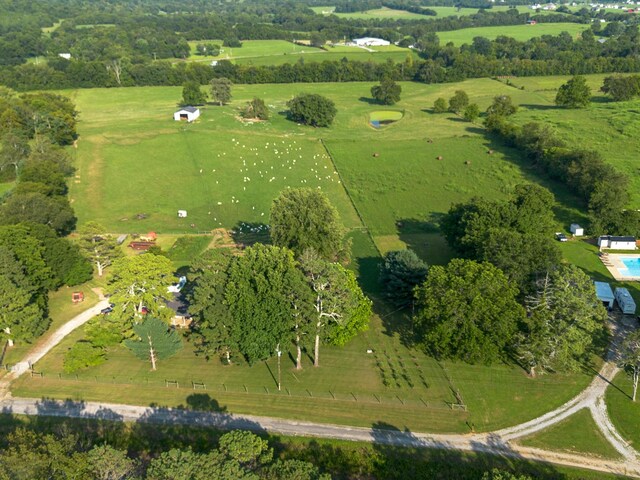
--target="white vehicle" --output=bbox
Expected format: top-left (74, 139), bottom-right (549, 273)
top-left (555, 232), bottom-right (568, 242)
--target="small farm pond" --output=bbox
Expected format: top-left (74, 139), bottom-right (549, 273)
top-left (370, 110), bottom-right (404, 128)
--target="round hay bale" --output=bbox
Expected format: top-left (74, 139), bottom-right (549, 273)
top-left (487, 150), bottom-right (494, 155)
top-left (436, 155), bottom-right (443, 160)
top-left (372, 153), bottom-right (380, 158)
top-left (465, 160), bottom-right (471, 165)
top-left (427, 138), bottom-right (433, 144)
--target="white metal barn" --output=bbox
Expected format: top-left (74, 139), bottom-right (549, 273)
top-left (598, 235), bottom-right (637, 250)
top-left (594, 281), bottom-right (615, 310)
top-left (570, 223), bottom-right (584, 236)
top-left (174, 106), bottom-right (200, 122)
top-left (352, 37), bottom-right (390, 47)
top-left (614, 287), bottom-right (637, 315)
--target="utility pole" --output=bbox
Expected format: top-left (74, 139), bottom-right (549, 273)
top-left (276, 343), bottom-right (282, 391)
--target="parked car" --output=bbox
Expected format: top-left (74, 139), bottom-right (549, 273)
top-left (555, 232), bottom-right (568, 242)
top-left (100, 306), bottom-right (113, 315)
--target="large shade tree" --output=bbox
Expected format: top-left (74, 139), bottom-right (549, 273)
top-left (270, 188), bottom-right (346, 261)
top-left (286, 94), bottom-right (336, 127)
top-left (371, 78), bottom-right (402, 105)
top-left (555, 75), bottom-right (591, 108)
top-left (299, 249), bottom-right (371, 367)
top-left (76, 222), bottom-right (122, 277)
top-left (516, 265), bottom-right (607, 376)
top-left (414, 258), bottom-right (524, 364)
top-left (106, 254), bottom-right (175, 325)
top-left (188, 248), bottom-right (237, 363)
top-left (224, 244), bottom-right (313, 364)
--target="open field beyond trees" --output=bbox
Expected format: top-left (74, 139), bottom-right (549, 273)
top-left (184, 39), bottom-right (416, 66)
top-left (437, 22), bottom-right (591, 45)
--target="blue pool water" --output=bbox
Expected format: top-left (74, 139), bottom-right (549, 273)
top-left (619, 257), bottom-right (640, 277)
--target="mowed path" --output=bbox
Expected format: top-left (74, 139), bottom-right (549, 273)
top-left (1, 305), bottom-right (639, 478)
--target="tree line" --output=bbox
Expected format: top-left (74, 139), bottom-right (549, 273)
top-left (4, 24), bottom-right (640, 91)
top-left (484, 81), bottom-right (637, 237)
top-left (0, 89), bottom-right (93, 349)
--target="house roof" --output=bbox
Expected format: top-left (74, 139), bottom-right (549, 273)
top-left (604, 235), bottom-right (636, 242)
top-left (594, 281), bottom-right (614, 300)
top-left (177, 106), bottom-right (199, 113)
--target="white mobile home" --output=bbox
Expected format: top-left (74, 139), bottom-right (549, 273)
top-left (614, 287), bottom-right (636, 314)
top-left (570, 224), bottom-right (584, 236)
top-left (598, 235), bottom-right (636, 250)
top-left (173, 106), bottom-right (200, 122)
top-left (595, 281), bottom-right (615, 310)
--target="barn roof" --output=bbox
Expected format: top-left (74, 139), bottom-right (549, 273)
top-left (594, 281), bottom-right (614, 301)
top-left (177, 106), bottom-right (199, 113)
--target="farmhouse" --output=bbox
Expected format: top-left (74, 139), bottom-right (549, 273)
top-left (173, 106), bottom-right (200, 122)
top-left (594, 281), bottom-right (615, 310)
top-left (352, 37), bottom-right (390, 47)
top-left (598, 235), bottom-right (637, 250)
top-left (614, 287), bottom-right (636, 314)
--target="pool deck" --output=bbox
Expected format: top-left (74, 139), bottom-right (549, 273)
top-left (600, 252), bottom-right (640, 281)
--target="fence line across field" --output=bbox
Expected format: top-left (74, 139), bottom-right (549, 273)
top-left (22, 372), bottom-right (459, 412)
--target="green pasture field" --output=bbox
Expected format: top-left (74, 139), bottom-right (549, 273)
top-left (605, 371), bottom-right (640, 449)
top-left (183, 39), bottom-right (416, 66)
top-left (504, 74), bottom-right (640, 209)
top-left (438, 22), bottom-right (590, 45)
top-left (187, 39), bottom-right (324, 61)
top-left (312, 5), bottom-right (559, 17)
top-left (12, 79), bottom-right (609, 435)
top-left (320, 6), bottom-right (431, 19)
top-left (517, 408), bottom-right (621, 459)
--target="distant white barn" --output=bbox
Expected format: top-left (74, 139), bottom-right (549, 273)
top-left (352, 37), bottom-right (390, 47)
top-left (174, 106), bottom-right (200, 122)
top-left (598, 235), bottom-right (637, 250)
top-left (58, 53), bottom-right (72, 60)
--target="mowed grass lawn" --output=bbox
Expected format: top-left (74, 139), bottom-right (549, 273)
top-left (517, 408), bottom-right (621, 459)
top-left (437, 23), bottom-right (590, 45)
top-left (12, 308), bottom-right (596, 433)
top-left (605, 371), bottom-right (640, 449)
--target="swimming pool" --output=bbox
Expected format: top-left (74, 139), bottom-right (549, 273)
top-left (619, 257), bottom-right (640, 277)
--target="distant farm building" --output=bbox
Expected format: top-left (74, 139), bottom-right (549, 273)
top-left (570, 224), bottom-right (584, 236)
top-left (615, 287), bottom-right (636, 314)
top-left (174, 107), bottom-right (200, 122)
top-left (352, 37), bottom-right (390, 47)
top-left (598, 235), bottom-right (637, 250)
top-left (58, 53), bottom-right (71, 60)
top-left (594, 281), bottom-right (615, 310)
top-left (140, 231), bottom-right (157, 242)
